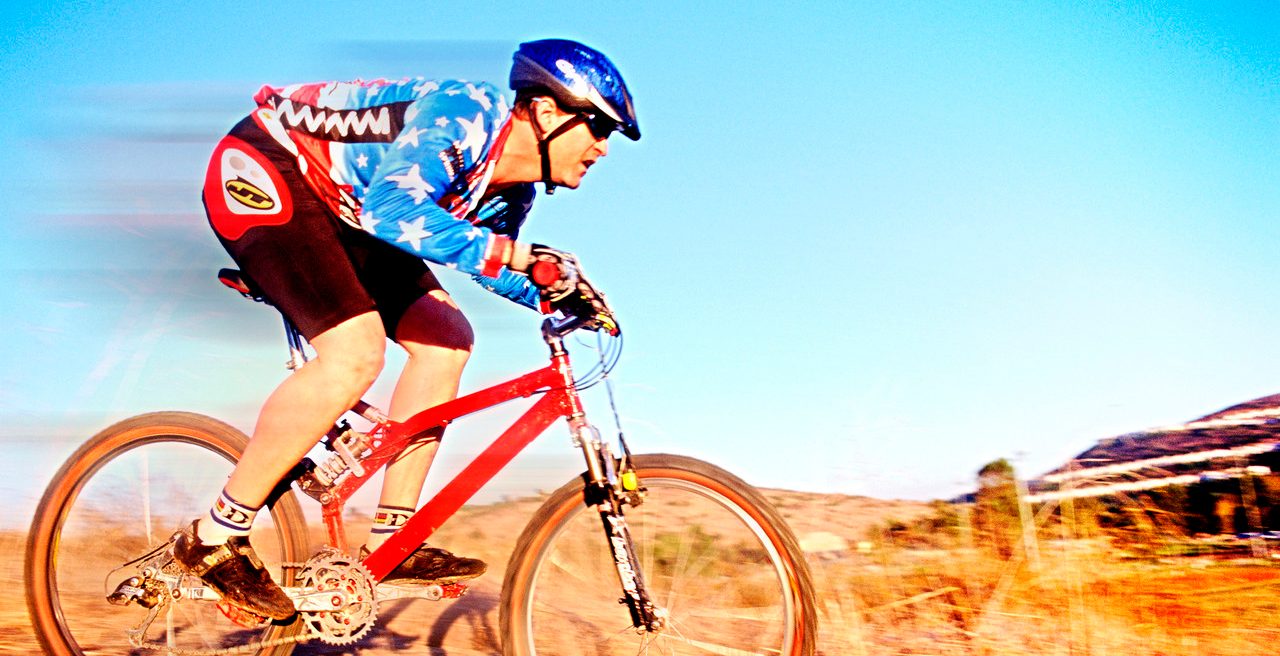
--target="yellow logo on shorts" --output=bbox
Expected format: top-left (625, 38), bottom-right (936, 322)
top-left (226, 177), bottom-right (275, 210)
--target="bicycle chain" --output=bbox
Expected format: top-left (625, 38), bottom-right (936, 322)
top-left (130, 560), bottom-right (325, 656)
top-left (135, 631), bottom-right (309, 656)
top-left (130, 550), bottom-right (465, 654)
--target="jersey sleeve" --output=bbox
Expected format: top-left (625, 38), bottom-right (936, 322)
top-left (472, 268), bottom-right (541, 310)
top-left (358, 80), bottom-right (511, 277)
top-left (468, 183), bottom-right (541, 309)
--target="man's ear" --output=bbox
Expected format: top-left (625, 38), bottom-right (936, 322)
top-left (530, 97), bottom-right (560, 134)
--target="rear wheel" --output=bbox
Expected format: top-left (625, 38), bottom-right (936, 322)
top-left (500, 454), bottom-right (818, 655)
top-left (25, 412), bottom-right (311, 655)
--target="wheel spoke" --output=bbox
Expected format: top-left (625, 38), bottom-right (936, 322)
top-left (662, 627), bottom-right (785, 656)
top-left (25, 413), bottom-right (311, 655)
top-left (501, 454), bottom-right (816, 656)
top-left (545, 541), bottom-right (603, 587)
top-left (663, 614), bottom-right (786, 655)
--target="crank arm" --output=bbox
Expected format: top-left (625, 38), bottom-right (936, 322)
top-left (126, 580), bottom-right (355, 614)
top-left (283, 586), bottom-right (354, 612)
top-left (374, 581), bottom-right (469, 603)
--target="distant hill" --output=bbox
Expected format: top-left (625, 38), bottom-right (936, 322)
top-left (1044, 393), bottom-right (1280, 478)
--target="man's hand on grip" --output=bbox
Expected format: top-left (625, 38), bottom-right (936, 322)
top-left (509, 243), bottom-right (617, 334)
top-left (513, 244), bottom-right (578, 305)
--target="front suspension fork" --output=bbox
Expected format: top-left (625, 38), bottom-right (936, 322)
top-left (572, 419), bottom-right (663, 631)
top-left (596, 505), bottom-right (664, 631)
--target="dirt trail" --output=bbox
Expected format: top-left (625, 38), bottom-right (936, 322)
top-left (10, 489), bottom-right (904, 654)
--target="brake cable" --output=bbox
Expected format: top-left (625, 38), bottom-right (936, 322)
top-left (596, 331), bottom-right (634, 472)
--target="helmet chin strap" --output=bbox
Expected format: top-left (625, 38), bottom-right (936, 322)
top-left (532, 114), bottom-right (587, 195)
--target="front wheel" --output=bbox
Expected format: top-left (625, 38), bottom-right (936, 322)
top-left (500, 454), bottom-right (818, 656)
top-left (25, 412), bottom-right (311, 655)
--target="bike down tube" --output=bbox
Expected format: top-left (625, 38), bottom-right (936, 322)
top-left (361, 388), bottom-right (574, 580)
top-left (315, 362), bottom-right (570, 549)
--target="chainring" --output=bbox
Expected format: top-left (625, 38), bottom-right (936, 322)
top-left (296, 550), bottom-right (378, 646)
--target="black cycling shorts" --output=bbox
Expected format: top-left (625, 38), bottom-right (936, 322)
top-left (201, 115), bottom-right (442, 341)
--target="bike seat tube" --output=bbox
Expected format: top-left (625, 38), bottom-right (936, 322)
top-left (284, 318), bottom-right (309, 370)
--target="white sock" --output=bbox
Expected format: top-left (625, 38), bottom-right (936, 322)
top-left (365, 504), bottom-right (414, 551)
top-left (198, 489), bottom-right (259, 545)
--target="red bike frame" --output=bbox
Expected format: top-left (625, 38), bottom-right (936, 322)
top-left (316, 345), bottom-right (587, 581)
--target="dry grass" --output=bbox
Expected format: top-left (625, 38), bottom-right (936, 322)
top-left (0, 530), bottom-right (35, 653)
top-left (783, 506), bottom-right (1280, 655)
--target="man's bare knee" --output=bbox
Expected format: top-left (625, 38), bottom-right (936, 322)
top-left (311, 313), bottom-right (388, 391)
top-left (322, 346), bottom-right (385, 390)
top-left (397, 292), bottom-right (475, 355)
top-left (406, 341), bottom-right (471, 374)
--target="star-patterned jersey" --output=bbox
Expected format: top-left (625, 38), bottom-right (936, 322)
top-left (249, 77), bottom-right (539, 309)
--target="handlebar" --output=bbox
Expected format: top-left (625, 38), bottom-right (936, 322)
top-left (540, 306), bottom-right (624, 389)
top-left (539, 256), bottom-right (619, 339)
top-left (541, 309), bottom-right (619, 342)
top-left (542, 314), bottom-right (590, 342)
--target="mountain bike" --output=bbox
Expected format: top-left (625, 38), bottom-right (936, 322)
top-left (26, 267), bottom-right (818, 655)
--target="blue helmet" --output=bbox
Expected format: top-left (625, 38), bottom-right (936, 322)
top-left (510, 39), bottom-right (640, 141)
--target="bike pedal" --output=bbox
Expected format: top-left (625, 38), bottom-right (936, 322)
top-left (440, 583), bottom-right (469, 599)
top-left (216, 601), bottom-right (268, 628)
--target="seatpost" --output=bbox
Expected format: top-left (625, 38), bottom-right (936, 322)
top-left (283, 318), bottom-right (309, 370)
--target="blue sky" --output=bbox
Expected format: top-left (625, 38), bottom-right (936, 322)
top-left (2, 1), bottom-right (1278, 527)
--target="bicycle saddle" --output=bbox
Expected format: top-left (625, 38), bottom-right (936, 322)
top-left (217, 268), bottom-right (270, 304)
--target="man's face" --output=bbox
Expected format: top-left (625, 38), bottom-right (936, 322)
top-left (542, 108), bottom-right (610, 189)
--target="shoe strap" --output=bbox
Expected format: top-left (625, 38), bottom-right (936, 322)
top-left (236, 541), bottom-right (267, 569)
top-left (188, 540), bottom-right (264, 576)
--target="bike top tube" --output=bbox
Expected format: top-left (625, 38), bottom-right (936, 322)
top-left (305, 318), bottom-right (595, 570)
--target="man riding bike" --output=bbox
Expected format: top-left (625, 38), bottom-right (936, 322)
top-left (184, 38), bottom-right (639, 620)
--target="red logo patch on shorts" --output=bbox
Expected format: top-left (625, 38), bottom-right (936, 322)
top-left (203, 135), bottom-right (293, 240)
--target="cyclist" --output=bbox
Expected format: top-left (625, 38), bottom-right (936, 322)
top-left (180, 38), bottom-right (639, 620)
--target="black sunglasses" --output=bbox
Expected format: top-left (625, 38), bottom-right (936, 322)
top-left (580, 113), bottom-right (618, 140)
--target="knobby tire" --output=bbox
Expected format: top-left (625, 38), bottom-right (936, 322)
top-left (499, 453), bottom-right (818, 656)
top-left (25, 412), bottom-right (311, 656)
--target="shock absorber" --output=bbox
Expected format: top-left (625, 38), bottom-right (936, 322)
top-left (297, 422), bottom-right (374, 497)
